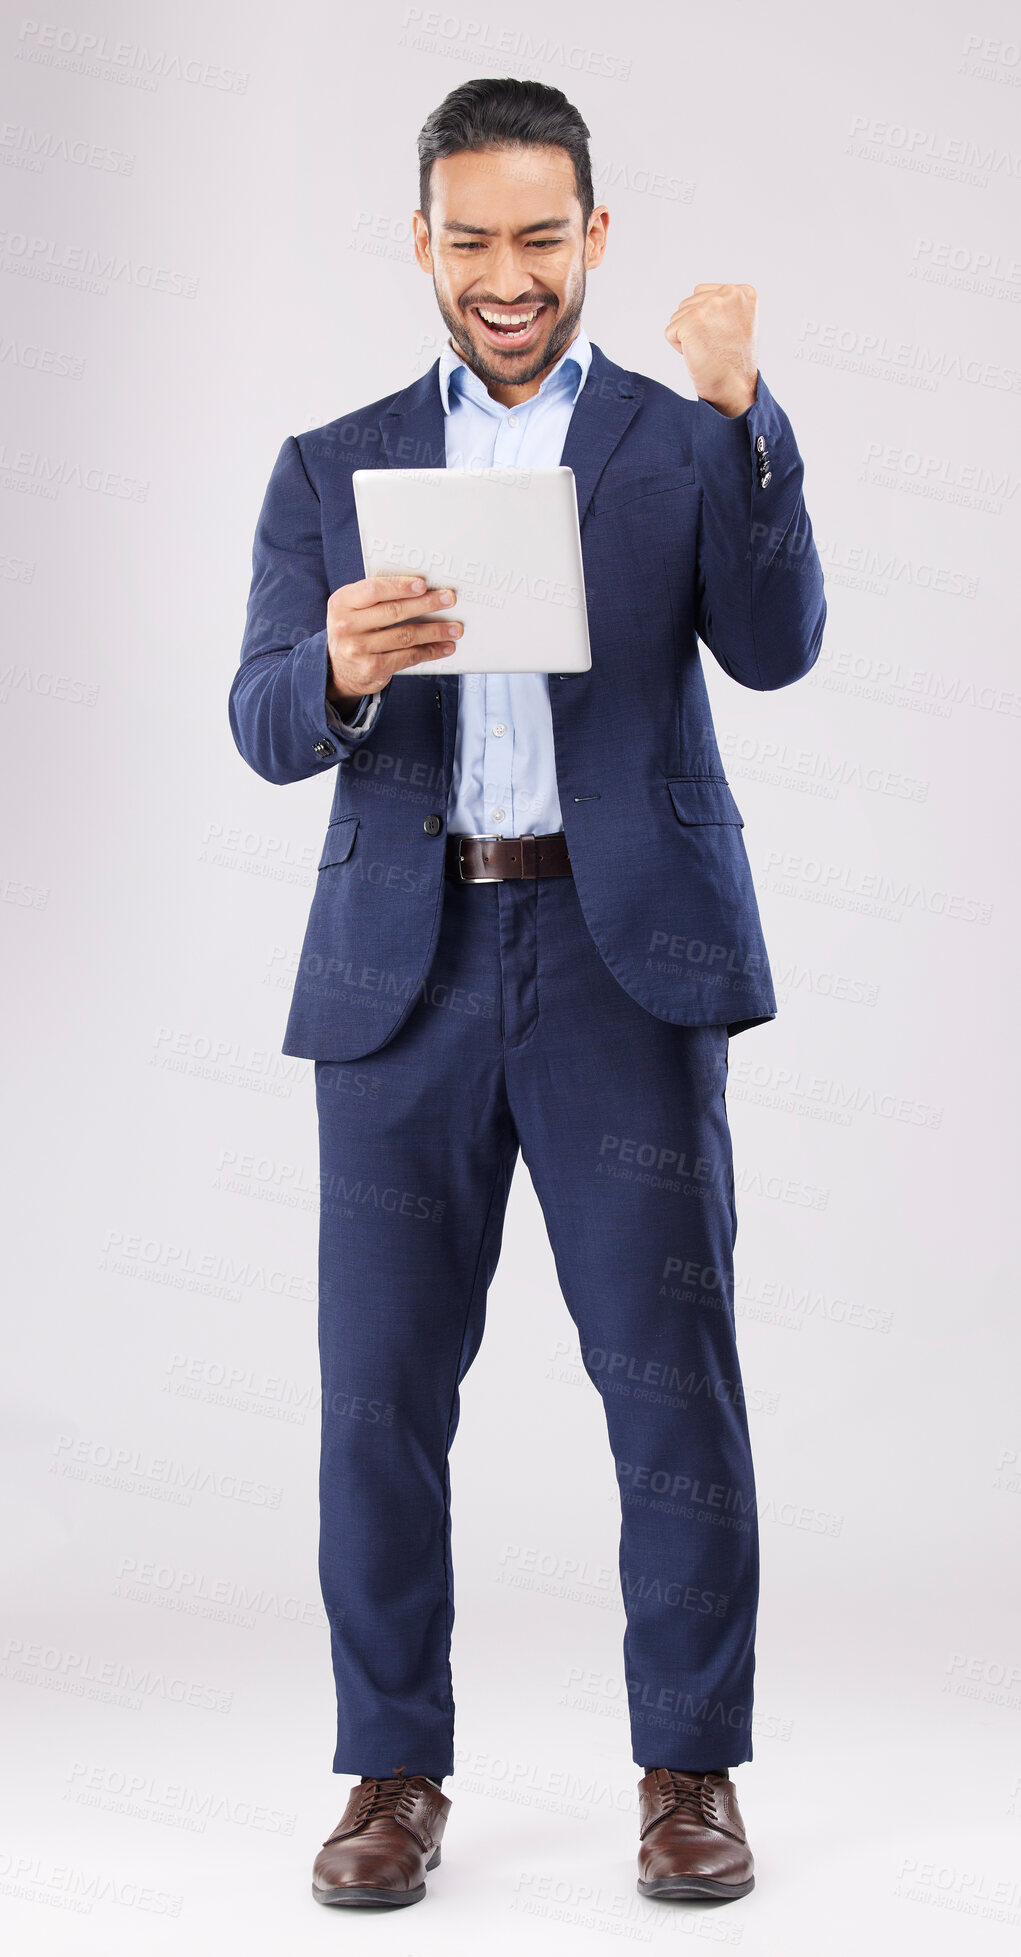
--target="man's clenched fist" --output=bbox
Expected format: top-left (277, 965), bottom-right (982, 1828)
top-left (665, 282), bottom-right (759, 418)
top-left (326, 574), bottom-right (463, 713)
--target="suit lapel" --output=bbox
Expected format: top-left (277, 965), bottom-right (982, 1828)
top-left (558, 341), bottom-right (641, 528)
top-left (378, 367), bottom-right (446, 472)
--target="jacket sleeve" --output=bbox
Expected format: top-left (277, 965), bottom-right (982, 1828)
top-left (691, 371), bottom-right (826, 691)
top-left (228, 434), bottom-right (392, 784)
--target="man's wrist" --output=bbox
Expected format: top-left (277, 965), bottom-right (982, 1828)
top-left (697, 372), bottom-right (759, 418)
top-left (326, 681), bottom-right (369, 714)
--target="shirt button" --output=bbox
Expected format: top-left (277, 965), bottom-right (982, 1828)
top-left (507, 414), bottom-right (518, 427)
top-left (491, 808), bottom-right (506, 824)
top-left (491, 722), bottom-right (507, 736)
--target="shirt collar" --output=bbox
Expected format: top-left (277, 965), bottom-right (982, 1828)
top-left (438, 324), bottom-right (592, 416)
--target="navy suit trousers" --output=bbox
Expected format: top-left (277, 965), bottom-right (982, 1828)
top-left (315, 867), bottom-right (760, 1780)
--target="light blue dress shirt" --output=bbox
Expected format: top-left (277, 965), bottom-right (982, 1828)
top-left (328, 327), bottom-right (593, 836)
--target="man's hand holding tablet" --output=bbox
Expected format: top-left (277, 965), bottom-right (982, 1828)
top-left (326, 574), bottom-right (462, 714)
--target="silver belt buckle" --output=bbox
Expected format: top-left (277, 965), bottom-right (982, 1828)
top-left (457, 832), bottom-right (504, 882)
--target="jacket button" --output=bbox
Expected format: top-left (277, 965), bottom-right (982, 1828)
top-left (759, 470), bottom-right (772, 488)
top-left (423, 813), bottom-right (443, 836)
top-left (313, 738), bottom-right (335, 758)
top-left (755, 434), bottom-right (767, 453)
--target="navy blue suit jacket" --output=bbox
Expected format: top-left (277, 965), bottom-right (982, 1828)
top-left (229, 341), bottom-right (826, 1059)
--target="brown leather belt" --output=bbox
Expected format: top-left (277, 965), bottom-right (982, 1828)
top-left (445, 832), bottom-right (572, 882)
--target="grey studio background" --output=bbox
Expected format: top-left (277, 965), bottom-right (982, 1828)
top-left (2, 0), bottom-right (1018, 1950)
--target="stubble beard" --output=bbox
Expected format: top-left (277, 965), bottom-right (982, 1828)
top-left (437, 274), bottom-right (586, 389)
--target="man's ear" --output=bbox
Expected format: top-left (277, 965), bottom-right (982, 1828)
top-left (586, 207), bottom-right (610, 271)
top-left (412, 212), bottom-right (433, 273)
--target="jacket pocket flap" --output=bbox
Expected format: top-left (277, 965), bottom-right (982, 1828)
top-left (667, 777), bottom-right (744, 826)
top-left (318, 814), bottom-right (359, 869)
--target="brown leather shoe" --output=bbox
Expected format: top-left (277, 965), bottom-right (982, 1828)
top-left (637, 1768), bottom-right (754, 1901)
top-left (312, 1771), bottom-right (450, 1907)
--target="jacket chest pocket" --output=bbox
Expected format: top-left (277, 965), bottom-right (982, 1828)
top-left (592, 464), bottom-right (696, 514)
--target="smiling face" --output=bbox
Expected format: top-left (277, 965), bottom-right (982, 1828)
top-left (413, 145), bottom-right (609, 404)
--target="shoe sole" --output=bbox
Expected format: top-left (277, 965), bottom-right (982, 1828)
top-left (312, 1844), bottom-right (440, 1907)
top-left (639, 1871), bottom-right (754, 1902)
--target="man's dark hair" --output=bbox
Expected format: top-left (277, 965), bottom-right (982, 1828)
top-left (417, 78), bottom-right (594, 232)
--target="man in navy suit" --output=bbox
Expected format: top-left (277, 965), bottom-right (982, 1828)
top-left (230, 77), bottom-right (825, 1910)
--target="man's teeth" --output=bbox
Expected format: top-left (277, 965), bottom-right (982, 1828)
top-left (476, 307), bottom-right (542, 333)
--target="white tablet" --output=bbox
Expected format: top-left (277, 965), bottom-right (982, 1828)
top-left (352, 465), bottom-right (591, 675)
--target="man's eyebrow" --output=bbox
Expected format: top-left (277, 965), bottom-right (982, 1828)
top-left (440, 218), bottom-right (572, 236)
